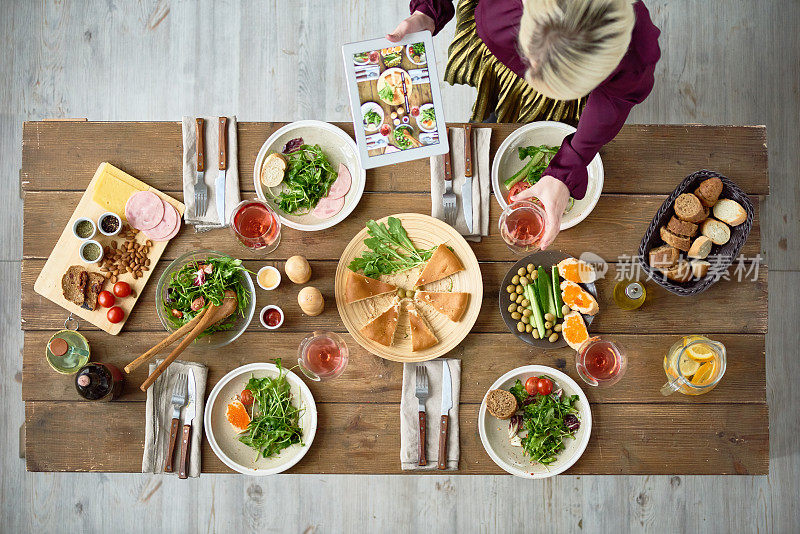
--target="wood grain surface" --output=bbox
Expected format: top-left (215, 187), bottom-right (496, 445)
top-left (20, 121), bottom-right (769, 476)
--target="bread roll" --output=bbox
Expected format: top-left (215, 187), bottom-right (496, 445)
top-left (674, 193), bottom-right (707, 223)
top-left (700, 218), bottom-right (731, 245)
top-left (260, 153), bottom-right (287, 187)
top-left (694, 177), bottom-right (723, 207)
top-left (713, 199), bottom-right (747, 226)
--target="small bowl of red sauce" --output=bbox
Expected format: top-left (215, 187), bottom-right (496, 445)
top-left (259, 305), bottom-right (284, 330)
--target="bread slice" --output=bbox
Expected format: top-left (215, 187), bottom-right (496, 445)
top-left (687, 236), bottom-right (713, 259)
top-left (359, 300), bottom-right (400, 346)
top-left (667, 216), bottom-right (698, 238)
top-left (83, 273), bottom-right (106, 311)
top-left (61, 266), bottom-right (88, 306)
top-left (694, 177), bottom-right (723, 207)
top-left (414, 291), bottom-right (469, 322)
top-left (408, 305), bottom-right (438, 351)
top-left (674, 193), bottom-right (707, 223)
top-left (690, 260), bottom-right (711, 279)
top-left (713, 199), bottom-right (747, 226)
top-left (660, 226), bottom-right (691, 252)
top-left (344, 271), bottom-right (397, 304)
top-left (485, 389), bottom-right (517, 420)
top-left (260, 153), bottom-right (287, 187)
top-left (662, 259), bottom-right (692, 283)
top-left (414, 244), bottom-right (464, 287)
top-left (649, 244), bottom-right (679, 269)
top-left (700, 218), bottom-right (731, 245)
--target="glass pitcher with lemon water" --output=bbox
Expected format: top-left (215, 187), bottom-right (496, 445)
top-left (661, 336), bottom-right (726, 396)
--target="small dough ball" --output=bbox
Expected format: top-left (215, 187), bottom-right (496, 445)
top-left (285, 255), bottom-right (312, 284)
top-left (298, 286), bottom-right (324, 316)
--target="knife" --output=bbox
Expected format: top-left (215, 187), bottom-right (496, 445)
top-left (438, 359), bottom-right (453, 470)
top-left (216, 117), bottom-right (228, 225)
top-left (462, 124), bottom-right (474, 234)
top-left (178, 368), bottom-right (196, 479)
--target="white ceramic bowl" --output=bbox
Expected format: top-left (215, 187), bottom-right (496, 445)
top-left (204, 363), bottom-right (317, 476)
top-left (253, 120), bottom-right (366, 231)
top-left (258, 305), bottom-right (284, 330)
top-left (256, 265), bottom-right (281, 290)
top-left (478, 365), bottom-right (592, 479)
top-left (491, 121), bottom-right (604, 230)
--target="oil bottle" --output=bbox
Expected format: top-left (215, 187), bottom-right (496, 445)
top-left (613, 280), bottom-right (646, 310)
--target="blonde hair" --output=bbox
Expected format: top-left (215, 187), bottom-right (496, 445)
top-left (518, 0), bottom-right (635, 100)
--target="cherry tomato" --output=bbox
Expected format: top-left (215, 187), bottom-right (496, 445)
top-left (536, 377), bottom-right (553, 396)
top-left (507, 181), bottom-right (531, 203)
top-left (171, 309), bottom-right (183, 319)
top-left (97, 290), bottom-right (115, 308)
top-left (113, 281), bottom-right (131, 298)
top-left (240, 389), bottom-right (254, 407)
top-left (525, 377), bottom-right (538, 396)
top-left (106, 306), bottom-right (124, 324)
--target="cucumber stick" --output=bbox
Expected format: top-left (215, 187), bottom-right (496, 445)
top-left (536, 267), bottom-right (557, 317)
top-left (524, 284), bottom-right (546, 338)
top-left (551, 265), bottom-right (564, 318)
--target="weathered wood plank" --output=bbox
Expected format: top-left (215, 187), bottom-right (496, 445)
top-left (22, 191), bottom-right (763, 261)
top-left (21, 122), bottom-right (769, 195)
top-left (25, 401), bottom-right (769, 475)
top-left (22, 331), bottom-right (766, 405)
top-left (20, 260), bottom-right (769, 334)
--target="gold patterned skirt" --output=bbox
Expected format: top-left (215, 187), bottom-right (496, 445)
top-left (444, 0), bottom-right (586, 123)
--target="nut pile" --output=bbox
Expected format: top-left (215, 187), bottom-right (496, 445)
top-left (98, 224), bottom-right (152, 283)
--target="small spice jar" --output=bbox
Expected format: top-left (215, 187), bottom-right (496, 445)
top-left (72, 217), bottom-right (96, 240)
top-left (98, 212), bottom-right (122, 237)
top-left (79, 239), bottom-right (104, 264)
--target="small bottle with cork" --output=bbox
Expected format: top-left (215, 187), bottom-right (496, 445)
top-left (613, 279), bottom-right (646, 310)
top-left (75, 362), bottom-right (125, 401)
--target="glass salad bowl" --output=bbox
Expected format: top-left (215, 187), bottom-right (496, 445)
top-left (156, 250), bottom-right (256, 349)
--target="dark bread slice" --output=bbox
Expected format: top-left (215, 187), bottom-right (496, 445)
top-left (694, 177), bottom-right (723, 207)
top-left (83, 273), bottom-right (106, 311)
top-left (649, 244), bottom-right (680, 270)
top-left (662, 259), bottom-right (692, 283)
top-left (667, 216), bottom-right (698, 238)
top-left (674, 193), bottom-right (707, 223)
top-left (485, 389), bottom-right (517, 420)
top-left (61, 266), bottom-right (88, 306)
top-left (660, 226), bottom-right (691, 252)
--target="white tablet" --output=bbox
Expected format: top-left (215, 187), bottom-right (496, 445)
top-left (342, 31), bottom-right (449, 169)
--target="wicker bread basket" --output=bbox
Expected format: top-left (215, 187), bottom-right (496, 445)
top-left (638, 170), bottom-right (754, 296)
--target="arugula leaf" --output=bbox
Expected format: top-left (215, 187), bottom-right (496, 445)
top-left (348, 217), bottom-right (436, 278)
top-left (509, 379), bottom-right (529, 405)
top-left (503, 145), bottom-right (559, 189)
top-left (515, 385), bottom-right (580, 465)
top-left (378, 84), bottom-right (395, 102)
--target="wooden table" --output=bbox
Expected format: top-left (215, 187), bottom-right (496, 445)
top-left (20, 122), bottom-right (769, 474)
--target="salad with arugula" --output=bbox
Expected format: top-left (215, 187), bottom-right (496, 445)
top-left (238, 360), bottom-right (305, 459)
top-left (506, 376), bottom-right (581, 465)
top-left (408, 42), bottom-right (426, 62)
top-left (268, 143), bottom-right (338, 214)
top-left (393, 126), bottom-right (414, 150)
top-left (504, 144), bottom-right (575, 213)
top-left (348, 217), bottom-right (436, 279)
top-left (162, 256), bottom-right (251, 335)
top-left (363, 109), bottom-right (382, 130)
top-left (419, 107), bottom-right (436, 129)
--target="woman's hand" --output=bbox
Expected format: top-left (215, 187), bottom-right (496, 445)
top-left (387, 11), bottom-right (435, 42)
top-left (513, 175), bottom-right (570, 250)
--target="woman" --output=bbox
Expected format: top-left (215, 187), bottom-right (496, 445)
top-left (388, 0), bottom-right (661, 249)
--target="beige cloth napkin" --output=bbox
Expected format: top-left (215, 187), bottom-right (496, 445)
top-left (400, 358), bottom-right (461, 470)
top-left (430, 127), bottom-right (491, 242)
top-left (142, 359), bottom-right (207, 478)
top-left (182, 116), bottom-right (241, 231)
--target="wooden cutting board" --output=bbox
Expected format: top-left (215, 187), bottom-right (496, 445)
top-left (334, 213), bottom-right (483, 362)
top-left (34, 162), bottom-right (185, 335)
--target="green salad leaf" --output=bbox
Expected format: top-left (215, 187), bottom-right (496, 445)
top-left (238, 359), bottom-right (305, 459)
top-left (363, 109), bottom-right (382, 127)
top-left (268, 144), bottom-right (338, 214)
top-left (347, 217), bottom-right (437, 278)
top-left (378, 84), bottom-right (396, 102)
top-left (503, 144), bottom-right (559, 189)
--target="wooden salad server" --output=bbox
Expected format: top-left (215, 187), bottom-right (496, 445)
top-left (124, 307), bottom-right (209, 373)
top-left (139, 291), bottom-right (238, 392)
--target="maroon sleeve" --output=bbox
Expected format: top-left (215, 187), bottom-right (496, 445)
top-left (409, 0), bottom-right (455, 35)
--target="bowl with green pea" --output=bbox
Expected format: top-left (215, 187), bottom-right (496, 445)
top-left (499, 250), bottom-right (597, 349)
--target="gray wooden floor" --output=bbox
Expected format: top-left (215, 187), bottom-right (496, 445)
top-left (2, 1), bottom-right (798, 532)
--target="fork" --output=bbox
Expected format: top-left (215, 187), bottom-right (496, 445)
top-left (164, 372), bottom-right (188, 473)
top-left (442, 149), bottom-right (457, 226)
top-left (415, 364), bottom-right (430, 466)
top-left (194, 118), bottom-right (208, 216)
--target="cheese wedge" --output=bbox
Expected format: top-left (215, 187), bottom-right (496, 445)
top-left (415, 244), bottom-right (464, 287)
top-left (344, 271), bottom-right (397, 304)
top-left (408, 304), bottom-right (438, 351)
top-left (359, 300), bottom-right (400, 346)
top-left (415, 291), bottom-right (469, 322)
top-left (91, 162), bottom-right (148, 219)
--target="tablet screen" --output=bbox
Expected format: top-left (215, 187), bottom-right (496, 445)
top-left (343, 32), bottom-right (448, 168)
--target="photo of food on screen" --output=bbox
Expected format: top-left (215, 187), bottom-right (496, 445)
top-left (351, 42), bottom-right (439, 157)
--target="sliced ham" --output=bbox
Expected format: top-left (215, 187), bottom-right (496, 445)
top-left (312, 195), bottom-right (345, 219)
top-left (125, 191), bottom-right (165, 230)
top-left (144, 200), bottom-right (180, 241)
top-left (327, 163), bottom-right (352, 200)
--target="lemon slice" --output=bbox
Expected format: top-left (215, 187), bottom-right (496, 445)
top-left (683, 335), bottom-right (706, 347)
top-left (686, 343), bottom-right (716, 362)
top-left (679, 353), bottom-right (701, 377)
top-left (691, 361), bottom-right (717, 386)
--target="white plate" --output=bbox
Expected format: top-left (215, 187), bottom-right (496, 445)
top-left (415, 103), bottom-right (437, 132)
top-left (253, 120), bottom-right (366, 231)
top-left (204, 363), bottom-right (317, 476)
top-left (491, 121), bottom-right (604, 230)
top-left (360, 101), bottom-right (385, 134)
top-left (405, 43), bottom-right (427, 65)
top-left (478, 365), bottom-right (592, 479)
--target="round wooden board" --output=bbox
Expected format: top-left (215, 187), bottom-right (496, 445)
top-left (335, 213), bottom-right (483, 362)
